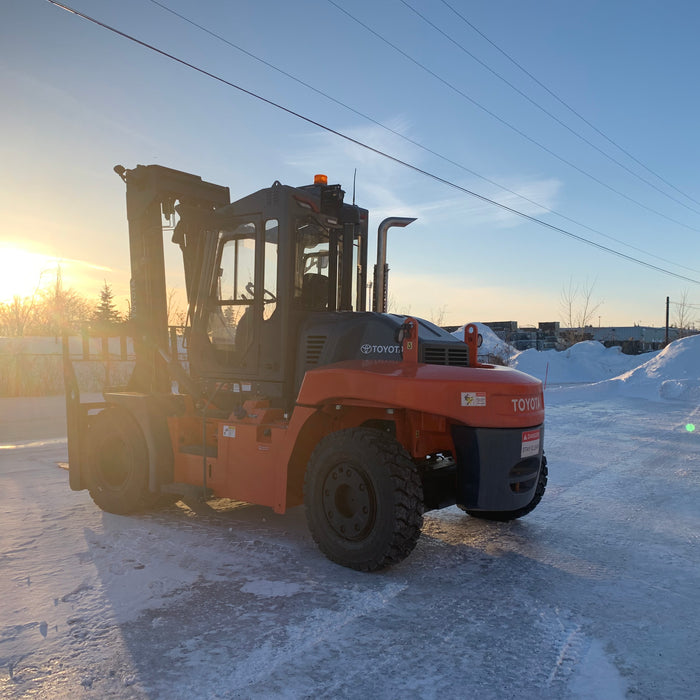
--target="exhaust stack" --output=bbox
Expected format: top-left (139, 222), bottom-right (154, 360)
top-left (373, 217), bottom-right (416, 313)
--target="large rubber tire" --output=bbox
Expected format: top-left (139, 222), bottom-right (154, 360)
top-left (463, 455), bottom-right (548, 522)
top-left (86, 407), bottom-right (154, 515)
top-left (304, 428), bottom-right (424, 571)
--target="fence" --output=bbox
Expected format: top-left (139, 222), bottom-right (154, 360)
top-left (0, 333), bottom-right (137, 398)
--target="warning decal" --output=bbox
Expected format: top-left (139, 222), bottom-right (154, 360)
top-left (461, 391), bottom-right (486, 407)
top-left (223, 425), bottom-right (236, 439)
top-left (521, 430), bottom-right (540, 458)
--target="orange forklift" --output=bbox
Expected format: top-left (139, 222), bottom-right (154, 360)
top-left (64, 164), bottom-right (547, 571)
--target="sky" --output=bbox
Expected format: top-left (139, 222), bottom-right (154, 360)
top-left (2, 0), bottom-right (700, 327)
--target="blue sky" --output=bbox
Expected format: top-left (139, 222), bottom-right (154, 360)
top-left (2, 0), bottom-right (700, 327)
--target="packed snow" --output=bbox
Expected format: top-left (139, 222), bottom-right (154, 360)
top-left (1, 334), bottom-right (699, 698)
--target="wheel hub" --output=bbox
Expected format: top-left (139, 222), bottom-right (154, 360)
top-left (322, 464), bottom-right (375, 540)
top-left (99, 437), bottom-right (130, 488)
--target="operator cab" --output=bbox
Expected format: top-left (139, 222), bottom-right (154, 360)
top-left (180, 176), bottom-right (368, 410)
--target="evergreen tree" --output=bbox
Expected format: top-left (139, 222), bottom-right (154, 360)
top-left (92, 280), bottom-right (122, 331)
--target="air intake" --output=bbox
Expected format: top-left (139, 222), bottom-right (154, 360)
top-left (422, 345), bottom-right (469, 367)
top-left (305, 335), bottom-right (327, 365)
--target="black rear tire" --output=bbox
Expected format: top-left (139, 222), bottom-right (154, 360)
top-left (463, 455), bottom-right (548, 522)
top-left (304, 428), bottom-right (424, 571)
top-left (87, 407), bottom-right (155, 514)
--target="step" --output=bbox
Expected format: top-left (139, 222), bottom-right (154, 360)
top-left (179, 444), bottom-right (218, 458)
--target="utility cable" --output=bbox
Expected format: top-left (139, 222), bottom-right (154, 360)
top-left (326, 0), bottom-right (700, 236)
top-left (669, 300), bottom-right (700, 309)
top-left (439, 0), bottom-right (700, 211)
top-left (145, 0), bottom-right (700, 276)
top-left (400, 0), bottom-right (700, 218)
top-left (44, 0), bottom-right (700, 285)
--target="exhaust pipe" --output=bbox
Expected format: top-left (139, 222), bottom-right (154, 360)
top-left (373, 217), bottom-right (416, 312)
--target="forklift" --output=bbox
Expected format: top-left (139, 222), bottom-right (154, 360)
top-left (64, 164), bottom-right (547, 571)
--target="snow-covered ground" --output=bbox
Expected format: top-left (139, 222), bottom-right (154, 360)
top-left (1, 337), bottom-right (699, 698)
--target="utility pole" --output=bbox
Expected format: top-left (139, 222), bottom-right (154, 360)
top-left (665, 296), bottom-right (670, 346)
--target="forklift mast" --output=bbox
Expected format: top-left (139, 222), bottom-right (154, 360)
top-left (114, 164), bottom-right (230, 393)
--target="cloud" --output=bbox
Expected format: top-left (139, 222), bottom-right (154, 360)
top-left (57, 257), bottom-right (113, 273)
top-left (411, 176), bottom-right (562, 229)
top-left (0, 65), bottom-right (160, 149)
top-left (286, 118), bottom-right (426, 208)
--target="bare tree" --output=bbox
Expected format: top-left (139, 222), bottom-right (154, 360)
top-left (429, 304), bottom-right (448, 327)
top-left (559, 277), bottom-right (603, 347)
top-left (0, 270), bottom-right (48, 336)
top-left (0, 268), bottom-right (92, 337)
top-left (0, 295), bottom-right (37, 336)
top-left (32, 266), bottom-right (89, 336)
top-left (671, 289), bottom-right (697, 337)
top-left (386, 292), bottom-right (412, 316)
top-left (167, 287), bottom-right (188, 327)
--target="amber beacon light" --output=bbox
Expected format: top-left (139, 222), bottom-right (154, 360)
top-left (314, 174), bottom-right (328, 185)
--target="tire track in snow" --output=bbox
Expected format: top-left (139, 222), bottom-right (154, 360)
top-left (547, 623), bottom-right (588, 688)
top-left (172, 580), bottom-right (408, 695)
top-left (234, 581), bottom-right (408, 689)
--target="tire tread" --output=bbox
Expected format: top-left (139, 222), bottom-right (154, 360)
top-left (304, 427), bottom-right (424, 571)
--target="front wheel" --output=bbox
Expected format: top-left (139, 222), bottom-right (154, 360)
top-left (86, 407), bottom-right (154, 514)
top-left (462, 456), bottom-right (548, 522)
top-left (304, 428), bottom-right (424, 571)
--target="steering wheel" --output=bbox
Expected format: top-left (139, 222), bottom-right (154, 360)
top-left (245, 281), bottom-right (276, 303)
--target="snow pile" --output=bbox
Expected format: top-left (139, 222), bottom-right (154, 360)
top-left (509, 334), bottom-right (699, 402)
top-left (606, 334), bottom-right (700, 401)
top-left (451, 322), bottom-right (516, 362)
top-left (510, 340), bottom-right (653, 385)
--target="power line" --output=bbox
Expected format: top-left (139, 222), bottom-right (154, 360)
top-left (669, 300), bottom-right (700, 309)
top-left (44, 0), bottom-right (700, 286)
top-left (325, 0), bottom-right (700, 236)
top-left (399, 0), bottom-right (700, 218)
top-left (145, 0), bottom-right (700, 276)
top-left (439, 0), bottom-right (700, 211)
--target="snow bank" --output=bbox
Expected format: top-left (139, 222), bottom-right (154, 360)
top-left (450, 322), bottom-right (516, 363)
top-left (604, 334), bottom-right (700, 401)
top-left (511, 340), bottom-right (653, 385)
top-left (510, 334), bottom-right (699, 402)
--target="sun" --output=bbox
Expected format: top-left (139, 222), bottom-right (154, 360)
top-left (0, 243), bottom-right (59, 304)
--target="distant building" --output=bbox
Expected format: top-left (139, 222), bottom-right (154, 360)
top-left (482, 321), bottom-right (560, 351)
top-left (585, 325), bottom-right (689, 354)
top-left (443, 321), bottom-right (696, 354)
top-left (480, 323), bottom-right (695, 355)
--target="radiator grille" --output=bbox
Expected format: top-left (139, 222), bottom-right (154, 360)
top-left (422, 345), bottom-right (469, 367)
top-left (305, 335), bottom-right (327, 365)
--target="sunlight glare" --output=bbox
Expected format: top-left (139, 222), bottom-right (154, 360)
top-left (0, 244), bottom-right (58, 303)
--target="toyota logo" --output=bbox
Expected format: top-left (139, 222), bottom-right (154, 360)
top-left (361, 344), bottom-right (372, 354)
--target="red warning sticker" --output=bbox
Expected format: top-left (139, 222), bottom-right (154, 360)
top-left (521, 430), bottom-right (540, 458)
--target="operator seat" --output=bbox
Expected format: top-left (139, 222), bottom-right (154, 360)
top-left (301, 273), bottom-right (329, 310)
top-left (234, 304), bottom-right (254, 355)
